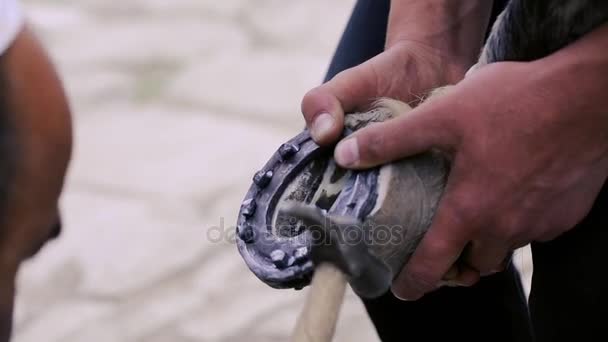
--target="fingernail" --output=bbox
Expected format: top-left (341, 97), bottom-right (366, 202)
top-left (485, 269), bottom-right (502, 276)
top-left (391, 285), bottom-right (421, 302)
top-left (442, 266), bottom-right (460, 281)
top-left (335, 138), bottom-right (359, 167)
top-left (393, 290), bottom-right (421, 301)
top-left (394, 294), bottom-right (412, 301)
top-left (391, 287), bottom-right (411, 301)
top-left (442, 281), bottom-right (466, 288)
top-left (311, 113), bottom-right (335, 142)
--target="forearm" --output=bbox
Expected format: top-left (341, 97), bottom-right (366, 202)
top-left (387, 0), bottom-right (493, 74)
top-left (506, 22), bottom-right (608, 179)
top-left (532, 24), bottom-right (608, 105)
top-left (535, 23), bottom-right (608, 128)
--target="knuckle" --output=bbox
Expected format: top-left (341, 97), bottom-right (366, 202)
top-left (425, 236), bottom-right (454, 254)
top-left (332, 69), bottom-right (352, 84)
top-left (443, 195), bottom-right (477, 228)
top-left (503, 216), bottom-right (521, 236)
top-left (492, 215), bottom-right (520, 241)
top-left (357, 130), bottom-right (386, 162)
top-left (301, 86), bottom-right (327, 121)
top-left (405, 267), bottom-right (437, 292)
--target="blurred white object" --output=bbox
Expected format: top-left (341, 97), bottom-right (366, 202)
top-left (0, 0), bottom-right (23, 53)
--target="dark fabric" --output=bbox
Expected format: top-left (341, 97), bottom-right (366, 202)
top-left (529, 182), bottom-right (608, 342)
top-left (365, 263), bottom-right (533, 342)
top-left (321, 0), bottom-right (608, 341)
top-left (324, 0), bottom-right (390, 83)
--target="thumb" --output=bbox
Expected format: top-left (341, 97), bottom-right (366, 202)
top-left (333, 98), bottom-right (460, 169)
top-left (301, 56), bottom-right (385, 145)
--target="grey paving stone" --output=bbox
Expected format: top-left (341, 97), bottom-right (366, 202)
top-left (67, 107), bottom-right (296, 197)
top-left (247, 0), bottom-right (354, 52)
top-left (166, 51), bottom-right (326, 126)
top-left (13, 300), bottom-right (114, 342)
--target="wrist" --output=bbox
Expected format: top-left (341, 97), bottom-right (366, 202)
top-left (390, 40), bottom-right (473, 87)
top-left (387, 0), bottom-right (493, 73)
top-left (522, 23), bottom-right (608, 168)
top-left (532, 23), bottom-right (608, 123)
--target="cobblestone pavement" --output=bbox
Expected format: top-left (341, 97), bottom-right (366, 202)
top-left (13, 1), bottom-right (533, 341)
top-left (13, 0), bottom-right (382, 341)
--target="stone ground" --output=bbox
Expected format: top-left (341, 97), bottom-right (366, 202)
top-left (12, 0), bottom-right (533, 341)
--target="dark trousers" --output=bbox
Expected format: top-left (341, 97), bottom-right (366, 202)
top-left (324, 1), bottom-right (608, 341)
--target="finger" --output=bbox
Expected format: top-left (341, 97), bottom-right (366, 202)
top-left (440, 263), bottom-right (480, 288)
top-left (442, 264), bottom-right (460, 281)
top-left (301, 57), bottom-right (383, 145)
top-left (463, 239), bottom-right (511, 276)
top-left (333, 98), bottom-right (460, 169)
top-left (391, 193), bottom-right (471, 300)
top-left (449, 263), bottom-right (481, 287)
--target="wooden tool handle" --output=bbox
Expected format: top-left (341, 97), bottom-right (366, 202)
top-left (291, 264), bottom-right (347, 342)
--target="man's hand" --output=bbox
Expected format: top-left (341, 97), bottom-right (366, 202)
top-left (301, 0), bottom-right (493, 145)
top-left (332, 24), bottom-right (608, 300)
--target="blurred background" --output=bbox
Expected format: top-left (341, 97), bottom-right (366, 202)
top-left (11, 0), bottom-right (533, 341)
top-left (12, 0), bottom-right (382, 341)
